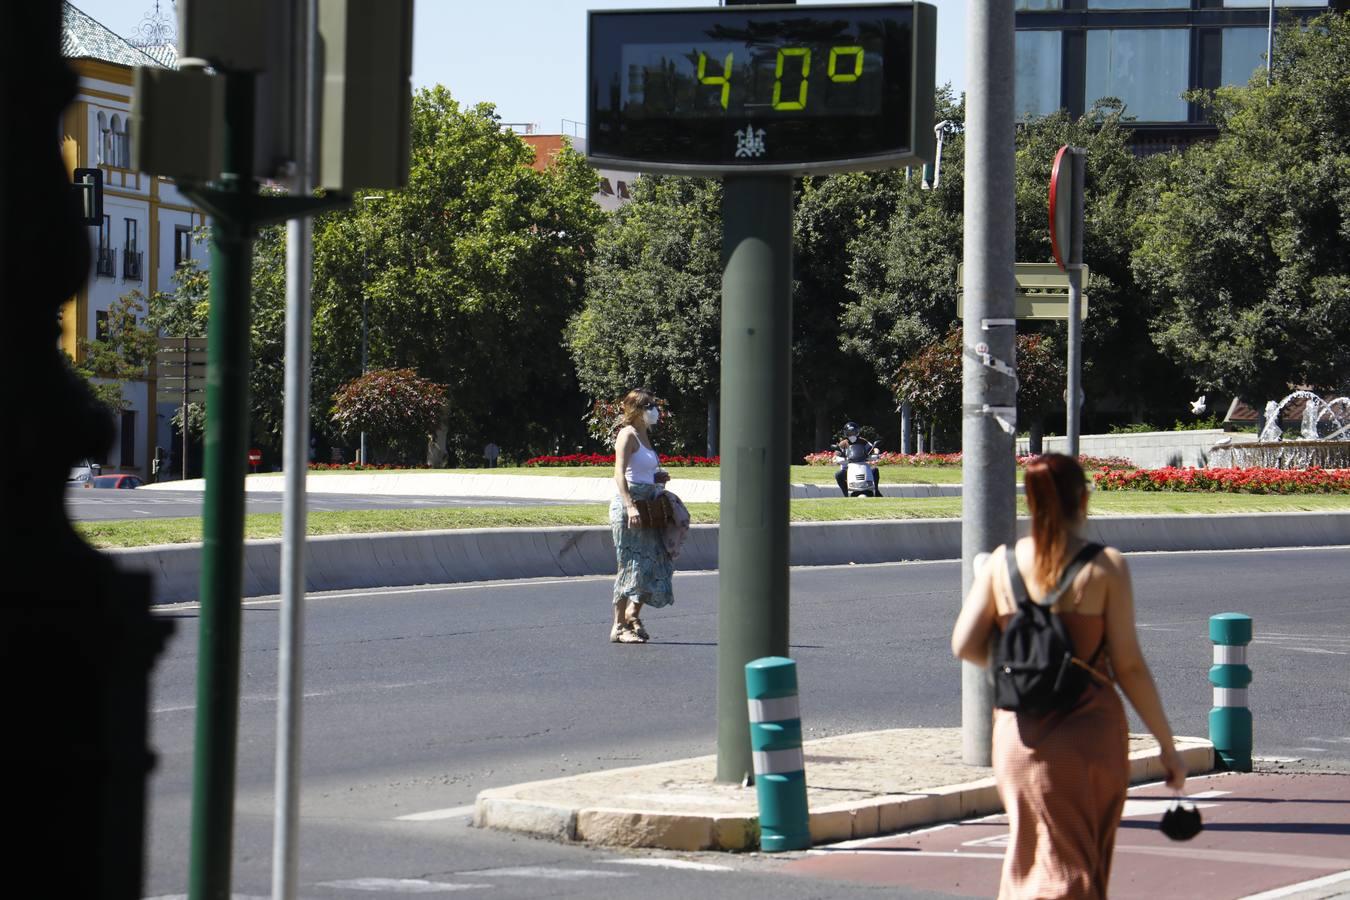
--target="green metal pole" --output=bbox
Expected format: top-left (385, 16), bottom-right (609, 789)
top-left (188, 70), bottom-right (256, 900)
top-left (716, 176), bottom-right (793, 784)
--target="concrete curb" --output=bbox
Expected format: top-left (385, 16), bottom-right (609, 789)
top-left (111, 511), bottom-right (1350, 605)
top-left (472, 732), bottom-right (1215, 852)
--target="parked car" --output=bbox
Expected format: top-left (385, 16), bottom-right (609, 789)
top-left (68, 459), bottom-right (102, 483)
top-left (85, 474), bottom-right (143, 489)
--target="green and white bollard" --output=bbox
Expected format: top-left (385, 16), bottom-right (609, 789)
top-left (1209, 612), bottom-right (1253, 772)
top-left (745, 656), bottom-right (810, 852)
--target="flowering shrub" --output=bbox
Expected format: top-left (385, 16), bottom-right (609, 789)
top-left (803, 451), bottom-right (965, 467)
top-left (330, 368), bottom-right (447, 464)
top-left (525, 453), bottom-right (719, 467)
top-left (1094, 466), bottom-right (1350, 494)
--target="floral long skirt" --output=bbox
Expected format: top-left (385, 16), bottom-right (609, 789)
top-left (609, 482), bottom-right (674, 609)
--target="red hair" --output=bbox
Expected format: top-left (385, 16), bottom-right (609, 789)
top-left (1023, 453), bottom-right (1088, 593)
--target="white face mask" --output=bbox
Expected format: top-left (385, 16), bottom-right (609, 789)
top-left (644, 407), bottom-right (659, 426)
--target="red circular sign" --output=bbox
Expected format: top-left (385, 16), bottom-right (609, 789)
top-left (248, 449), bottom-right (262, 464)
top-left (1049, 144), bottom-right (1073, 271)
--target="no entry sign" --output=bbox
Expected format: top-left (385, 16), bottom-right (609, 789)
top-left (1049, 144), bottom-right (1074, 270)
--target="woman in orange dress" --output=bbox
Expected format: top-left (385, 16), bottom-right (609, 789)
top-left (951, 453), bottom-right (1187, 899)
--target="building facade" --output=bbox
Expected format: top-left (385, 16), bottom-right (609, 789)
top-left (60, 3), bottom-right (208, 479)
top-left (1015, 0), bottom-right (1346, 152)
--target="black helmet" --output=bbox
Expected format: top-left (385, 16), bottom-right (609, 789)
top-left (844, 421), bottom-right (860, 438)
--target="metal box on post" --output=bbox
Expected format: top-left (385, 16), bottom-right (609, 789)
top-left (176, 0), bottom-right (296, 179)
top-left (317, 0), bottom-right (414, 191)
top-left (131, 66), bottom-right (224, 181)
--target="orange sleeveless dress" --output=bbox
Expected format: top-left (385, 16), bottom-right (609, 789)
top-left (991, 555), bottom-right (1130, 900)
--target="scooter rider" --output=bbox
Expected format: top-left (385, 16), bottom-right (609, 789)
top-left (835, 422), bottom-right (880, 496)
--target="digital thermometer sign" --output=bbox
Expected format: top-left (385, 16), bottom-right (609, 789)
top-left (587, 3), bottom-right (935, 175)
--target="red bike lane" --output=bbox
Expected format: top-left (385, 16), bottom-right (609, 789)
top-left (783, 772), bottom-right (1350, 899)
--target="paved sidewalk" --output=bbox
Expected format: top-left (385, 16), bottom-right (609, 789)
top-left (783, 770), bottom-right (1350, 900)
top-left (473, 728), bottom-right (1214, 852)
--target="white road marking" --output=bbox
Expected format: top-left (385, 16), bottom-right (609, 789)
top-left (602, 858), bottom-right (733, 872)
top-left (133, 509), bottom-right (154, 515)
top-left (1254, 756), bottom-right (1305, 763)
top-left (316, 878), bottom-right (490, 893)
top-left (396, 804), bottom-right (475, 821)
top-left (1237, 869), bottom-right (1350, 900)
top-left (813, 849), bottom-right (1006, 860)
top-left (1119, 790), bottom-right (1226, 819)
top-left (471, 866), bottom-right (633, 880)
top-left (1285, 647), bottom-right (1347, 655)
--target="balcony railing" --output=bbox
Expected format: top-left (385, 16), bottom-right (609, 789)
top-left (123, 248), bottom-right (143, 282)
top-left (96, 246), bottom-right (116, 277)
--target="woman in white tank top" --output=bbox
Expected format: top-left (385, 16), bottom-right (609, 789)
top-left (609, 388), bottom-right (674, 643)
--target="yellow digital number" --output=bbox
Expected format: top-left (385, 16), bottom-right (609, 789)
top-left (772, 47), bottom-right (811, 111)
top-left (828, 46), bottom-right (864, 82)
top-left (697, 51), bottom-right (733, 110)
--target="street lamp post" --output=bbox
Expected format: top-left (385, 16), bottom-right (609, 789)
top-left (358, 193), bottom-right (384, 464)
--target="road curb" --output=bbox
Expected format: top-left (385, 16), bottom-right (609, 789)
top-left (108, 511), bottom-right (1350, 605)
top-left (471, 732), bottom-right (1215, 852)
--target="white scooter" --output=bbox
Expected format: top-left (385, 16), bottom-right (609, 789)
top-left (834, 442), bottom-right (882, 497)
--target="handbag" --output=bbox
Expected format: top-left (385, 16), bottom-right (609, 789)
top-left (632, 493), bottom-right (674, 529)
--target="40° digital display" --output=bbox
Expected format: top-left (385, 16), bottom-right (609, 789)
top-left (587, 3), bottom-right (936, 176)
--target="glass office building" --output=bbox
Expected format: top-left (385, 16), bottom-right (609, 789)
top-left (1015, 0), bottom-right (1344, 152)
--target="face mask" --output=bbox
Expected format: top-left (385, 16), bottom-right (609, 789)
top-left (1160, 801), bottom-right (1203, 841)
top-left (847, 435), bottom-right (858, 443)
top-left (645, 407), bottom-right (659, 426)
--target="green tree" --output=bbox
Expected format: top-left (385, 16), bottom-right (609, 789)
top-left (566, 175), bottom-right (723, 454)
top-left (794, 169), bottom-right (906, 449)
top-left (846, 99), bottom-right (1173, 432)
top-left (71, 291), bottom-right (157, 411)
top-left (1133, 12), bottom-right (1350, 404)
top-left (312, 87), bottom-right (604, 465)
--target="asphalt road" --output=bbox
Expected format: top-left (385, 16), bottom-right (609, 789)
top-left (66, 486), bottom-right (563, 520)
top-left (142, 547), bottom-right (1350, 899)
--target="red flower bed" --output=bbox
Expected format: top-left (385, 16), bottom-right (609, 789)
top-left (1094, 466), bottom-right (1350, 494)
top-left (308, 463), bottom-right (431, 471)
top-left (524, 453), bottom-right (720, 468)
top-left (802, 451), bottom-right (1133, 471)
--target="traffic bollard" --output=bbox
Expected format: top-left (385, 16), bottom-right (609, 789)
top-left (1209, 612), bottom-right (1253, 771)
top-left (745, 656), bottom-right (811, 852)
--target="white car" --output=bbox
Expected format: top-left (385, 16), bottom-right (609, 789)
top-left (68, 459), bottom-right (102, 483)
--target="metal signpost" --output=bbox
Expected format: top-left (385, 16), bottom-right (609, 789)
top-left (588, 0), bottom-right (935, 781)
top-left (961, 0), bottom-right (1016, 767)
top-left (133, 2), bottom-right (412, 897)
top-left (1050, 145), bottom-right (1086, 456)
top-left (155, 336), bottom-right (208, 480)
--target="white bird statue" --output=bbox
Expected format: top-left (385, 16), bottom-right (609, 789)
top-left (1190, 394), bottom-right (1207, 415)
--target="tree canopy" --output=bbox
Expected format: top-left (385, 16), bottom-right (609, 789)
top-left (1132, 11), bottom-right (1350, 404)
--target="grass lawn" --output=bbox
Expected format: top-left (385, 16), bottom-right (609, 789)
top-left (78, 491), bottom-right (1350, 549)
top-left (297, 464), bottom-right (973, 485)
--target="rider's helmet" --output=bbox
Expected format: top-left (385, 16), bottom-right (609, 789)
top-left (844, 421), bottom-right (861, 442)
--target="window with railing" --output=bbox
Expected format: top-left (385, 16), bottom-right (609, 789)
top-left (96, 214), bottom-right (116, 277)
top-left (123, 248), bottom-right (143, 281)
top-left (123, 218), bottom-right (142, 281)
top-left (174, 225), bottom-right (193, 267)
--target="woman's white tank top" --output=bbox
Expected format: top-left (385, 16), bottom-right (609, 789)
top-left (626, 441), bottom-right (659, 484)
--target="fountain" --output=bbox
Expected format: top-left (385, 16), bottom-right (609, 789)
top-left (1215, 390), bottom-right (1350, 468)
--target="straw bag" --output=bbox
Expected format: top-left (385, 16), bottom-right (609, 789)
top-left (633, 494), bottom-right (674, 529)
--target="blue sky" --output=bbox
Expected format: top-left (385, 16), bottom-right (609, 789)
top-left (77, 0), bottom-right (968, 132)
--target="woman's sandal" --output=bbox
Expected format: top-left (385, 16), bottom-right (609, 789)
top-left (611, 622), bottom-right (644, 644)
top-left (627, 616), bottom-right (650, 642)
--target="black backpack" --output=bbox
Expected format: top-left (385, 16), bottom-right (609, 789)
top-left (994, 542), bottom-right (1106, 715)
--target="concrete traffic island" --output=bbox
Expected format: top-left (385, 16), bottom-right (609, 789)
top-left (473, 728), bottom-right (1214, 852)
